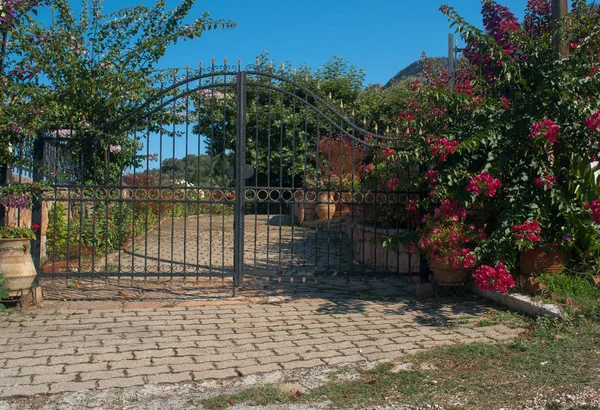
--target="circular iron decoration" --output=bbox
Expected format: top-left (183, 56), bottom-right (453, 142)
top-left (364, 192), bottom-right (376, 204)
top-left (212, 190), bottom-right (223, 201)
top-left (244, 189), bottom-right (256, 201)
top-left (108, 188), bottom-right (120, 200)
top-left (95, 188), bottom-right (107, 200)
top-left (281, 190), bottom-right (293, 202)
top-left (305, 190), bottom-right (317, 202)
top-left (269, 190), bottom-right (280, 201)
top-left (148, 189), bottom-right (160, 201)
top-left (257, 189), bottom-right (269, 201)
top-left (353, 192), bottom-right (364, 203)
top-left (161, 189), bottom-right (173, 200)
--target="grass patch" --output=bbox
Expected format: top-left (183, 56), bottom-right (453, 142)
top-left (200, 318), bottom-right (600, 410)
top-left (476, 308), bottom-right (529, 328)
top-left (537, 272), bottom-right (600, 318)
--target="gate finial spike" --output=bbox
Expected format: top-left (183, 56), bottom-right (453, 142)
top-left (224, 57), bottom-right (228, 65)
top-left (185, 65), bottom-right (189, 72)
top-left (386, 126), bottom-right (390, 134)
top-left (293, 68), bottom-right (297, 76)
top-left (317, 81), bottom-right (320, 90)
top-left (200, 60), bottom-right (203, 69)
top-left (352, 108), bottom-right (356, 116)
top-left (363, 117), bottom-right (367, 126)
top-left (269, 61), bottom-right (273, 69)
top-left (238, 59), bottom-right (241, 67)
top-left (173, 69), bottom-right (178, 78)
top-left (280, 63), bottom-right (285, 71)
top-left (375, 123), bottom-right (379, 132)
top-left (328, 92), bottom-right (332, 100)
top-left (305, 74), bottom-right (309, 82)
top-left (212, 57), bottom-right (215, 65)
top-left (340, 101), bottom-right (344, 109)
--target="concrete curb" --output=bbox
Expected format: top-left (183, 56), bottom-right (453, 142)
top-left (471, 284), bottom-right (564, 319)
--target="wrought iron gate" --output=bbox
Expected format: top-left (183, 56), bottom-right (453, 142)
top-left (33, 62), bottom-right (426, 297)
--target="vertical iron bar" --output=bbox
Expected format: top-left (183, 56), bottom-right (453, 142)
top-left (233, 72), bottom-right (246, 294)
top-left (233, 72), bottom-right (247, 291)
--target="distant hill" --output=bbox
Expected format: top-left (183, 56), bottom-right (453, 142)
top-left (382, 57), bottom-right (449, 89)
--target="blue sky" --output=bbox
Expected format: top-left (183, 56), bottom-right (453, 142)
top-left (97, 0), bottom-right (530, 86)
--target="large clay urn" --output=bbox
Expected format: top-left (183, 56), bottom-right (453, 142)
top-left (0, 238), bottom-right (37, 296)
top-left (316, 192), bottom-right (336, 220)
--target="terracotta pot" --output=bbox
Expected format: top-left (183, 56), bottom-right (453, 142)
top-left (520, 246), bottom-right (567, 276)
top-left (429, 260), bottom-right (469, 286)
top-left (0, 238), bottom-right (37, 297)
top-left (316, 192), bottom-right (336, 220)
top-left (303, 203), bottom-right (316, 222)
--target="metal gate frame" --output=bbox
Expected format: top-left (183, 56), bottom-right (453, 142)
top-left (29, 64), bottom-right (428, 297)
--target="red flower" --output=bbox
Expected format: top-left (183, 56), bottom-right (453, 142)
top-left (32, 223), bottom-right (40, 230)
top-left (529, 119), bottom-right (560, 143)
top-left (586, 110), bottom-right (600, 134)
top-left (466, 171), bottom-right (502, 197)
top-left (474, 263), bottom-right (515, 294)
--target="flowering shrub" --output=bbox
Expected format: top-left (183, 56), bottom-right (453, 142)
top-left (473, 263), bottom-right (515, 294)
top-left (418, 200), bottom-right (485, 268)
top-left (383, 0), bottom-right (600, 285)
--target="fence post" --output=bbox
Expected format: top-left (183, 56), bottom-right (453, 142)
top-left (552, 0), bottom-right (569, 58)
top-left (31, 135), bottom-right (44, 288)
top-left (448, 33), bottom-right (455, 91)
top-left (233, 72), bottom-right (247, 295)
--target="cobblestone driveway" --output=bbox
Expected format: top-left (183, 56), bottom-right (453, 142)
top-left (0, 295), bottom-right (522, 398)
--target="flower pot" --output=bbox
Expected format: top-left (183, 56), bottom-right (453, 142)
top-left (0, 238), bottom-right (37, 297)
top-left (520, 246), bottom-right (567, 276)
top-left (429, 260), bottom-right (469, 286)
top-left (316, 192), bottom-right (336, 220)
top-left (303, 203), bottom-right (316, 222)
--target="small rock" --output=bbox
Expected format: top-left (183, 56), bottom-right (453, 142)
top-left (390, 362), bottom-right (413, 373)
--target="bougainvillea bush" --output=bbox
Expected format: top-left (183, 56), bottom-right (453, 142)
top-left (384, 0), bottom-right (600, 292)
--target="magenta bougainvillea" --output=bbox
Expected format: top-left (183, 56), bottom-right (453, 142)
top-left (473, 264), bottom-right (515, 294)
top-left (529, 119), bottom-right (560, 143)
top-left (466, 171), bottom-right (502, 197)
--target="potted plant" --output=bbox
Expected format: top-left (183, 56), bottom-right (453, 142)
top-left (418, 199), bottom-right (484, 285)
top-left (0, 225), bottom-right (37, 296)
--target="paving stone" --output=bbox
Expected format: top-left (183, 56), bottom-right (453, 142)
top-left (237, 363), bottom-right (282, 375)
top-left (0, 384), bottom-right (50, 397)
top-left (214, 358), bottom-right (258, 369)
top-left (98, 376), bottom-right (146, 389)
top-left (19, 364), bottom-right (64, 376)
top-left (193, 368), bottom-right (238, 380)
top-left (146, 372), bottom-right (191, 384)
top-left (49, 380), bottom-right (98, 393)
top-left (4, 356), bottom-right (48, 368)
top-left (280, 358), bottom-right (325, 370)
top-left (79, 369), bottom-right (127, 381)
top-left (125, 365), bottom-right (170, 377)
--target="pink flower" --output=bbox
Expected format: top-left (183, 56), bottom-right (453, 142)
top-left (474, 263), bottom-right (515, 294)
top-left (529, 119), bottom-right (560, 143)
top-left (382, 147), bottom-right (395, 158)
top-left (466, 171), bottom-right (502, 197)
top-left (589, 199), bottom-right (600, 224)
top-left (512, 220), bottom-right (542, 245)
top-left (586, 110), bottom-right (600, 134)
top-left (109, 145), bottom-right (122, 154)
top-left (365, 135), bottom-right (373, 143)
top-left (429, 137), bottom-right (459, 162)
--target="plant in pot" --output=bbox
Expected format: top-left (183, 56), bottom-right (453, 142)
top-left (418, 199), bottom-right (484, 286)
